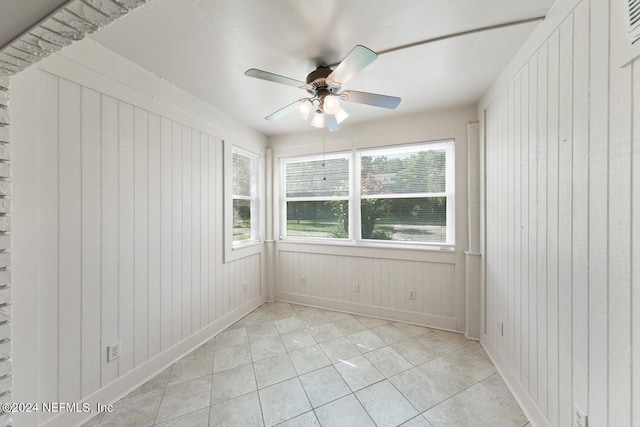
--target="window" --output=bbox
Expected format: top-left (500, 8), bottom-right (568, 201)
top-left (281, 140), bottom-right (454, 247)
top-left (225, 141), bottom-right (261, 262)
top-left (283, 153), bottom-right (351, 240)
top-left (232, 146), bottom-right (259, 245)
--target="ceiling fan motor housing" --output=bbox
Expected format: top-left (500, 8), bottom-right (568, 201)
top-left (306, 65), bottom-right (340, 96)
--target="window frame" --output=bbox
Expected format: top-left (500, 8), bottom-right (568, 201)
top-left (279, 139), bottom-right (455, 249)
top-left (224, 141), bottom-right (262, 262)
top-left (281, 151), bottom-right (353, 242)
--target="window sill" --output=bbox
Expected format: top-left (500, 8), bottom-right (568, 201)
top-left (276, 238), bottom-right (457, 263)
top-left (225, 239), bottom-right (262, 263)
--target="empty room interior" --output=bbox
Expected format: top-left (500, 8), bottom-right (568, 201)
top-left (0, 0), bottom-right (638, 425)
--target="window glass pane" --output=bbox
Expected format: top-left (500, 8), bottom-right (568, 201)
top-left (286, 157), bottom-right (349, 198)
top-left (361, 149), bottom-right (446, 195)
top-left (360, 196), bottom-right (446, 243)
top-left (233, 198), bottom-right (251, 241)
top-left (233, 152), bottom-right (251, 197)
top-left (286, 201), bottom-right (348, 239)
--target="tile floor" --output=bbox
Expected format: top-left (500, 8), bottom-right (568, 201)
top-left (84, 302), bottom-right (530, 427)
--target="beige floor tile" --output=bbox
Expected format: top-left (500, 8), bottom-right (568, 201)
top-left (392, 338), bottom-right (439, 365)
top-left (154, 407), bottom-right (209, 427)
top-left (401, 415), bottom-right (434, 426)
top-left (215, 327), bottom-right (248, 347)
top-left (126, 366), bottom-right (171, 398)
top-left (210, 362), bottom-right (256, 405)
top-left (82, 412), bottom-right (103, 427)
top-left (258, 378), bottom-right (312, 426)
top-left (281, 328), bottom-right (316, 352)
top-left (308, 323), bottom-right (343, 343)
top-left (251, 335), bottom-right (287, 361)
top-left (364, 346), bottom-right (413, 377)
top-left (320, 336), bottom-right (360, 363)
top-left (290, 304), bottom-right (316, 313)
top-left (289, 345), bottom-right (331, 375)
top-left (275, 410), bottom-right (320, 426)
top-left (480, 373), bottom-right (524, 414)
top-left (333, 316), bottom-right (367, 336)
top-left (355, 380), bottom-right (418, 427)
top-left (348, 329), bottom-right (387, 353)
top-left (168, 342), bottom-right (214, 385)
top-left (432, 329), bottom-right (474, 347)
top-left (455, 383), bottom-right (528, 427)
top-left (99, 390), bottom-right (163, 427)
top-left (270, 309), bottom-right (297, 321)
top-left (247, 322), bottom-right (279, 342)
top-left (392, 322), bottom-right (431, 338)
top-left (155, 376), bottom-right (212, 423)
top-left (274, 317), bottom-right (305, 334)
top-left (415, 332), bottom-right (464, 355)
top-left (213, 342), bottom-right (252, 373)
top-left (351, 315), bottom-right (389, 329)
top-left (334, 355), bottom-right (384, 391)
top-left (320, 309), bottom-right (350, 322)
top-left (418, 357), bottom-right (477, 395)
top-left (314, 394), bottom-right (375, 427)
top-left (442, 343), bottom-right (497, 381)
top-left (296, 311), bottom-right (329, 327)
top-left (244, 310), bottom-right (273, 326)
top-left (100, 302), bottom-right (529, 427)
top-left (423, 396), bottom-right (488, 427)
top-left (299, 366), bottom-right (351, 408)
top-left (389, 367), bottom-right (450, 412)
top-left (209, 391), bottom-right (264, 426)
top-left (371, 324), bottom-right (411, 344)
top-left (254, 353), bottom-right (297, 389)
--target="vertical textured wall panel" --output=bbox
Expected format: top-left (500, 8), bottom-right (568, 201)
top-left (14, 69), bottom-right (263, 425)
top-left (277, 251), bottom-right (457, 328)
top-left (482, 0), bottom-right (640, 425)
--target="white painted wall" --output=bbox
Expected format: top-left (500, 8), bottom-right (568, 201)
top-left (270, 107), bottom-right (477, 333)
top-left (11, 39), bottom-right (267, 427)
top-left (478, 0), bottom-right (640, 426)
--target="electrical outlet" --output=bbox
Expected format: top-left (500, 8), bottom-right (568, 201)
top-left (300, 275), bottom-right (306, 286)
top-left (229, 290), bottom-right (235, 300)
top-left (574, 404), bottom-right (588, 427)
top-left (107, 342), bottom-right (120, 363)
top-left (352, 282), bottom-right (359, 292)
top-left (242, 282), bottom-right (247, 293)
top-left (408, 290), bottom-right (416, 300)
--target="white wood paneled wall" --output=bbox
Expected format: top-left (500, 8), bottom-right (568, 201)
top-left (277, 250), bottom-right (458, 330)
top-left (15, 69), bottom-right (262, 425)
top-left (481, 0), bottom-right (639, 425)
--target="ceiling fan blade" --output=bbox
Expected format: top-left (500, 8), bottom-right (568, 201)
top-left (339, 90), bottom-right (401, 109)
top-left (245, 68), bottom-right (306, 88)
top-left (325, 114), bottom-right (342, 132)
top-left (265, 99), bottom-right (305, 121)
top-left (328, 45), bottom-right (377, 86)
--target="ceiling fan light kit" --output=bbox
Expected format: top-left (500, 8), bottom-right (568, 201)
top-left (245, 45), bottom-right (401, 132)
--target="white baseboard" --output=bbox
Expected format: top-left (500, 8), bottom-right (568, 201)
top-left (43, 295), bottom-right (265, 427)
top-left (480, 334), bottom-right (551, 427)
top-left (277, 291), bottom-right (459, 332)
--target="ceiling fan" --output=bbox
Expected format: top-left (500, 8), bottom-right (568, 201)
top-left (244, 45), bottom-right (401, 132)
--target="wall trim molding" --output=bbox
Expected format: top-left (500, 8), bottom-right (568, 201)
top-left (277, 292), bottom-right (460, 332)
top-left (481, 335), bottom-right (551, 427)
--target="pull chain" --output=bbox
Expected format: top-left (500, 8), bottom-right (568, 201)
top-left (322, 128), bottom-right (327, 180)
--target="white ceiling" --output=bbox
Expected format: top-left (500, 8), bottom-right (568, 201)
top-left (90, 1), bottom-right (550, 135)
